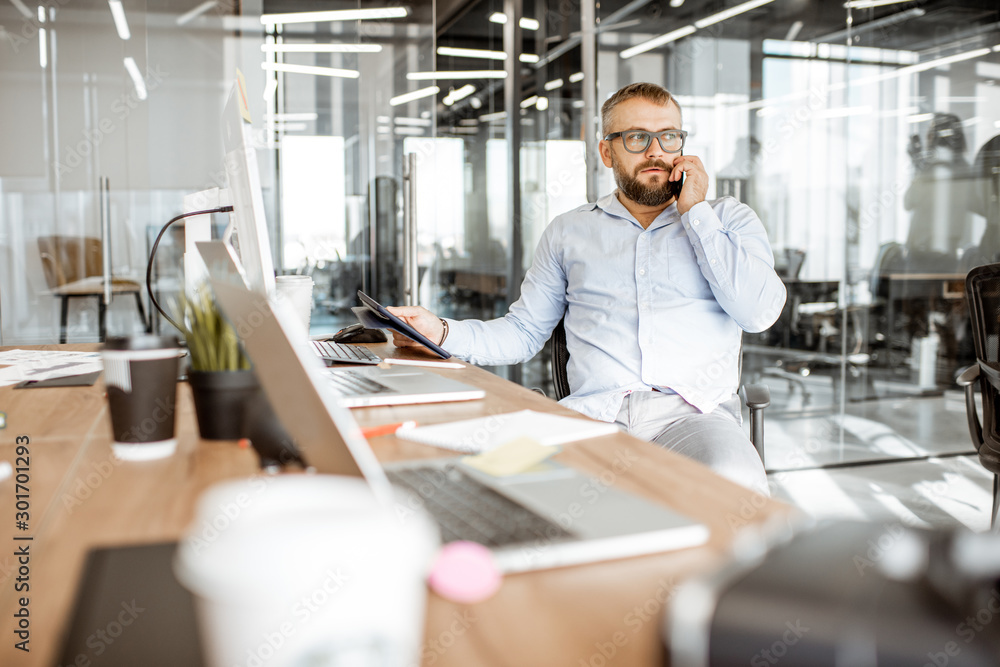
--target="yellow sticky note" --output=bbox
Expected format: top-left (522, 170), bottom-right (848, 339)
top-left (462, 437), bottom-right (558, 477)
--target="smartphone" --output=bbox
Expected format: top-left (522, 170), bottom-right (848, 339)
top-left (669, 151), bottom-right (685, 200)
top-left (669, 172), bottom-right (685, 201)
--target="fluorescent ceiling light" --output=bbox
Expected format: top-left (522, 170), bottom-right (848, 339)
top-left (261, 43), bottom-right (383, 53)
top-left (544, 78), bottom-right (563, 90)
top-left (38, 27), bottom-right (46, 67)
top-left (488, 12), bottom-right (539, 30)
top-left (389, 85), bottom-right (440, 106)
top-left (844, 0), bottom-right (911, 8)
top-left (621, 25), bottom-right (695, 59)
top-left (260, 62), bottom-right (360, 78)
top-left (36, 4), bottom-right (43, 21)
top-left (536, 97), bottom-right (549, 111)
top-left (521, 95), bottom-right (538, 108)
top-left (262, 78), bottom-right (277, 101)
top-left (469, 97), bottom-right (482, 109)
top-left (176, 0), bottom-right (216, 26)
top-left (569, 71), bottom-right (584, 83)
top-left (407, 70), bottom-right (507, 80)
top-left (443, 83), bottom-right (476, 106)
top-left (479, 111), bottom-right (507, 122)
top-left (395, 117), bottom-right (433, 126)
top-left (907, 113), bottom-right (934, 123)
top-left (264, 112), bottom-right (318, 121)
top-left (9, 0), bottom-right (32, 19)
top-left (394, 127), bottom-right (425, 136)
top-left (694, 0), bottom-right (776, 29)
top-left (670, 0), bottom-right (685, 6)
top-left (784, 20), bottom-right (803, 41)
top-left (519, 53), bottom-right (539, 63)
top-left (108, 0), bottom-right (130, 40)
top-left (437, 46), bottom-right (506, 60)
top-left (123, 57), bottom-right (146, 100)
top-left (261, 7), bottom-right (408, 25)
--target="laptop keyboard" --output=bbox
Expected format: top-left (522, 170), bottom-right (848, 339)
top-left (311, 340), bottom-right (381, 364)
top-left (386, 464), bottom-right (572, 548)
top-left (325, 370), bottom-right (394, 397)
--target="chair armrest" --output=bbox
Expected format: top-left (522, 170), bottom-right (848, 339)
top-left (740, 383), bottom-right (771, 410)
top-left (956, 364), bottom-right (980, 387)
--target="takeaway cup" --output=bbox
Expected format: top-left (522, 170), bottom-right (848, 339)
top-left (173, 475), bottom-right (438, 667)
top-left (102, 335), bottom-right (182, 461)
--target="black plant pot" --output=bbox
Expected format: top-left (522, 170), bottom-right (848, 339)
top-left (188, 369), bottom-right (260, 440)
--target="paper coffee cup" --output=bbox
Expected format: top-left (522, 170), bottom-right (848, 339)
top-left (274, 275), bottom-right (314, 335)
top-left (174, 475), bottom-right (438, 667)
top-left (102, 335), bottom-right (181, 461)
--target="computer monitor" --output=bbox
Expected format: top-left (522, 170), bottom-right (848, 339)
top-left (221, 75), bottom-right (276, 296)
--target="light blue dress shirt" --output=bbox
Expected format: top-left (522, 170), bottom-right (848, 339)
top-left (444, 192), bottom-right (787, 423)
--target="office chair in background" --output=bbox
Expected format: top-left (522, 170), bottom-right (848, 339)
top-left (955, 263), bottom-right (1000, 532)
top-left (549, 318), bottom-right (771, 466)
top-left (38, 236), bottom-right (149, 344)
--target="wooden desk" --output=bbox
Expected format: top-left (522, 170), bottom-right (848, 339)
top-left (0, 344), bottom-right (791, 666)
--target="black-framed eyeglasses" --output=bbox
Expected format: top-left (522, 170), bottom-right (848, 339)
top-left (603, 129), bottom-right (688, 154)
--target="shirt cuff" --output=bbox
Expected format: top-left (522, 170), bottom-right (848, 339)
top-left (440, 318), bottom-right (472, 358)
top-left (680, 200), bottom-right (722, 235)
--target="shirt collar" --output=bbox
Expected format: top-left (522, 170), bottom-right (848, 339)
top-left (595, 190), bottom-right (678, 230)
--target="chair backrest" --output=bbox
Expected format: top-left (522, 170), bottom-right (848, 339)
top-left (37, 236), bottom-right (103, 289)
top-left (550, 318), bottom-right (571, 400)
top-left (965, 263), bottom-right (1000, 472)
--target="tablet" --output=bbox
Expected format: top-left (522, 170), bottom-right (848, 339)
top-left (356, 290), bottom-right (451, 359)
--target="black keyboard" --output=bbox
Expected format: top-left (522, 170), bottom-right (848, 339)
top-left (386, 464), bottom-right (572, 548)
top-left (311, 340), bottom-right (381, 364)
top-left (325, 370), bottom-right (395, 397)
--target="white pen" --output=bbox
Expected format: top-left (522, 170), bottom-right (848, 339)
top-left (380, 358), bottom-right (465, 369)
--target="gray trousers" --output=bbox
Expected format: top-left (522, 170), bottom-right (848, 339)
top-left (614, 391), bottom-right (769, 496)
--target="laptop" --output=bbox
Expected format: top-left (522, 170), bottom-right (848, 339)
top-left (195, 240), bottom-right (388, 368)
top-left (210, 278), bottom-right (709, 573)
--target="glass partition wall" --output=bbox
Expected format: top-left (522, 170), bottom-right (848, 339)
top-left (2, 0), bottom-right (999, 472)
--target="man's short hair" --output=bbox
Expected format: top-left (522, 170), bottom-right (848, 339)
top-left (601, 82), bottom-right (681, 135)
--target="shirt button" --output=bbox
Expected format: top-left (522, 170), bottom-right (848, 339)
top-left (710, 259), bottom-right (717, 265)
top-left (693, 219), bottom-right (700, 226)
top-left (639, 269), bottom-right (646, 275)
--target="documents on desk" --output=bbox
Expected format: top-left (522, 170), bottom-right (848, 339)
top-left (395, 409), bottom-right (620, 453)
top-left (0, 348), bottom-right (103, 386)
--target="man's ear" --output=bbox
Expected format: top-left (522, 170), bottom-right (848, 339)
top-left (599, 140), bottom-right (613, 168)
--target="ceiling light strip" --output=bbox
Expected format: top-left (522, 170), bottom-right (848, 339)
top-left (123, 57), bottom-right (147, 100)
top-left (261, 7), bottom-right (408, 25)
top-left (622, 0), bottom-right (776, 59)
top-left (437, 46), bottom-right (506, 60)
top-left (108, 0), bottom-right (131, 40)
top-left (261, 43), bottom-right (383, 53)
top-left (389, 85), bottom-right (440, 106)
top-left (407, 70), bottom-right (507, 80)
top-left (176, 0), bottom-right (217, 26)
top-left (260, 62), bottom-right (360, 78)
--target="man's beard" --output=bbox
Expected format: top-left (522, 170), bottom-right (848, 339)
top-left (611, 154), bottom-right (676, 207)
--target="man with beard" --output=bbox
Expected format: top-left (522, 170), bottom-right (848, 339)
top-left (388, 82), bottom-right (786, 495)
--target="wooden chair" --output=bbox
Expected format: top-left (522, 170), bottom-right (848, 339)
top-left (549, 318), bottom-right (770, 465)
top-left (37, 236), bottom-right (149, 343)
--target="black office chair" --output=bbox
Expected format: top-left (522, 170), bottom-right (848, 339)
top-left (548, 318), bottom-right (770, 466)
top-left (955, 263), bottom-right (1000, 531)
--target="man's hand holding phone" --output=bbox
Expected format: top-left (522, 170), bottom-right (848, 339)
top-left (670, 154), bottom-right (709, 216)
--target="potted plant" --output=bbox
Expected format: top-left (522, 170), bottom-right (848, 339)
top-left (175, 288), bottom-right (259, 440)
